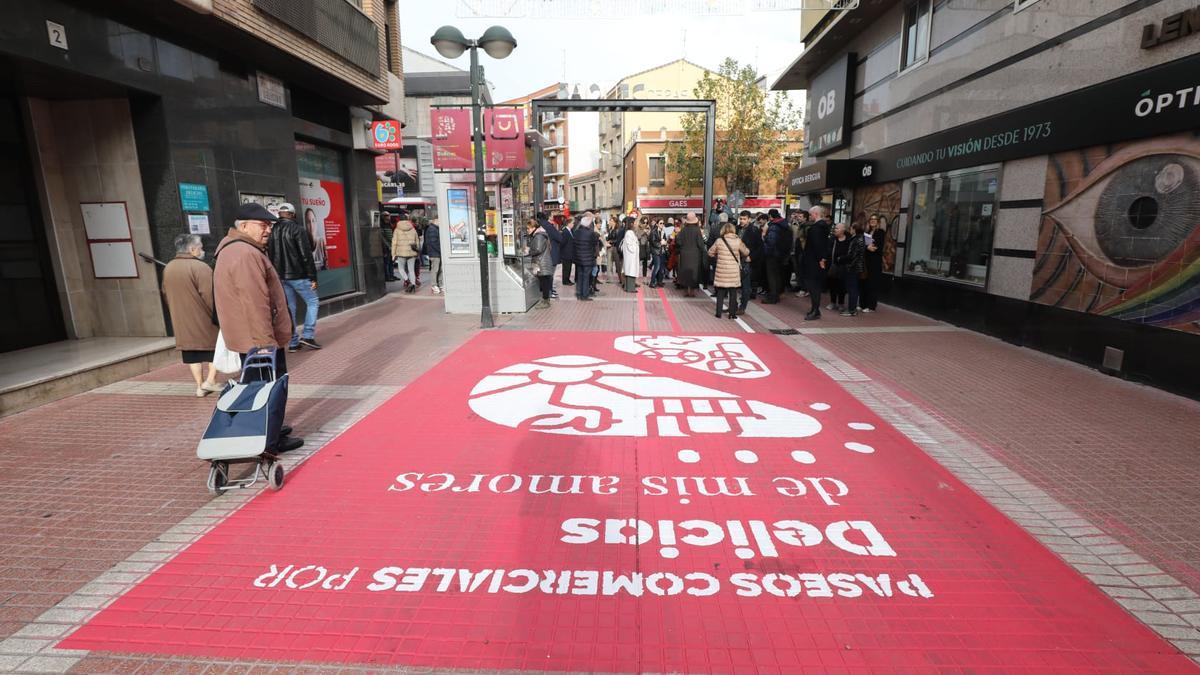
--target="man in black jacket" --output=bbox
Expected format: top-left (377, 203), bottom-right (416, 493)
top-left (737, 210), bottom-right (761, 312)
top-left (762, 209), bottom-right (791, 304)
top-left (538, 212), bottom-right (564, 299)
top-left (571, 215), bottom-right (600, 301)
top-left (422, 219), bottom-right (443, 294)
top-left (267, 202), bottom-right (321, 350)
top-left (560, 218), bottom-right (575, 286)
top-left (800, 204), bottom-right (832, 321)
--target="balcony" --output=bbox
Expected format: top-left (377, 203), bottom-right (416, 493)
top-left (541, 113), bottom-right (565, 126)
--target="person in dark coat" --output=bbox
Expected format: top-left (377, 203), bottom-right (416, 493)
top-left (538, 212), bottom-right (564, 299)
top-left (838, 221), bottom-right (867, 317)
top-left (675, 212), bottom-right (707, 297)
top-left (801, 205), bottom-right (832, 320)
top-left (737, 210), bottom-right (761, 312)
top-left (860, 214), bottom-right (887, 312)
top-left (761, 209), bottom-right (790, 304)
top-left (791, 210), bottom-right (810, 291)
top-left (571, 215), bottom-right (600, 300)
top-left (422, 218), bottom-right (443, 294)
top-left (560, 219), bottom-right (575, 286)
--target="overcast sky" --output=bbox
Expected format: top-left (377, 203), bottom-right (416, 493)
top-left (400, 1), bottom-right (808, 174)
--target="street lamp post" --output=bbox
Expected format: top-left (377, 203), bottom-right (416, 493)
top-left (431, 25), bottom-right (517, 329)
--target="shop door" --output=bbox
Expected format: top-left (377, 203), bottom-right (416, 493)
top-left (0, 97), bottom-right (65, 352)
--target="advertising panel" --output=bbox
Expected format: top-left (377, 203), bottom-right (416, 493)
top-left (299, 178), bottom-right (350, 270)
top-left (806, 52), bottom-right (856, 156)
top-left (431, 109), bottom-right (473, 170)
top-left (446, 188), bottom-right (473, 257)
top-left (370, 119), bottom-right (403, 151)
top-left (484, 107), bottom-right (526, 170)
top-left (376, 146), bottom-right (420, 201)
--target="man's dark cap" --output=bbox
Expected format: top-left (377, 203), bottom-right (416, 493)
top-left (236, 203), bottom-right (279, 222)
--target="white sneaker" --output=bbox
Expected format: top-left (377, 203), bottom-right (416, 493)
top-left (432, 286), bottom-right (441, 294)
top-left (861, 307), bottom-right (873, 313)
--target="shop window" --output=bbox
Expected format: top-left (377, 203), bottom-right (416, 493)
top-left (295, 140), bottom-right (357, 299)
top-left (649, 156), bottom-right (665, 186)
top-left (900, 0), bottom-right (932, 72)
top-left (905, 167), bottom-right (998, 286)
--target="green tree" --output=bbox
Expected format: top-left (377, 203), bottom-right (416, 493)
top-left (665, 58), bottom-right (801, 198)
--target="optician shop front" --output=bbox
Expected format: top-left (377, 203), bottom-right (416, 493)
top-left (796, 51), bottom-right (1200, 398)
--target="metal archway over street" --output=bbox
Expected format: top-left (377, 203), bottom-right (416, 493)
top-left (532, 98), bottom-right (717, 223)
top-left (61, 332), bottom-right (1192, 671)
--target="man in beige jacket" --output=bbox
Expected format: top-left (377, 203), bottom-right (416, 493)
top-left (213, 202), bottom-right (303, 453)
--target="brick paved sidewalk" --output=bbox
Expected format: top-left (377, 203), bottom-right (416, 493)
top-left (0, 294), bottom-right (480, 649)
top-left (750, 291), bottom-right (1200, 594)
top-left (0, 284), bottom-right (1197, 671)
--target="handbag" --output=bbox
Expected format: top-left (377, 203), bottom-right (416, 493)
top-left (212, 330), bottom-right (241, 373)
top-left (721, 237), bottom-right (750, 279)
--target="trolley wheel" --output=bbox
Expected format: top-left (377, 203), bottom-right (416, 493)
top-left (208, 461), bottom-right (228, 496)
top-left (267, 461), bottom-right (284, 491)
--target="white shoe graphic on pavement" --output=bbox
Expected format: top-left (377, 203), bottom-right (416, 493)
top-left (468, 355), bottom-right (820, 438)
top-left (613, 335), bottom-right (770, 379)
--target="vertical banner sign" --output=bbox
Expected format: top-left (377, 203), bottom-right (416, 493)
top-left (431, 109), bottom-right (474, 170)
top-left (299, 178), bottom-right (350, 270)
top-left (806, 52), bottom-right (856, 156)
top-left (484, 107), bottom-right (526, 170)
top-left (370, 120), bottom-right (403, 151)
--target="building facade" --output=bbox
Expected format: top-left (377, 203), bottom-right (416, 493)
top-left (0, 0), bottom-right (402, 356)
top-left (501, 84), bottom-right (568, 210)
top-left (774, 0), bottom-right (1200, 397)
top-left (569, 169), bottom-right (602, 213)
top-left (622, 129), bottom-right (802, 217)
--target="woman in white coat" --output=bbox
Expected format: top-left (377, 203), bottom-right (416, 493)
top-left (621, 225), bottom-right (641, 292)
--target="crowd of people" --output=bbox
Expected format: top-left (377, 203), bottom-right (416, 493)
top-left (523, 203), bottom-right (889, 321)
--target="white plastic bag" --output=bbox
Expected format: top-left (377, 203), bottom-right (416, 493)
top-left (212, 330), bottom-right (241, 373)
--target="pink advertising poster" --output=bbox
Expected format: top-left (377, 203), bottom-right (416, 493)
top-left (299, 178), bottom-right (350, 270)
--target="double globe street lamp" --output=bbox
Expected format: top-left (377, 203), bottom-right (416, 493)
top-left (430, 25), bottom-right (517, 329)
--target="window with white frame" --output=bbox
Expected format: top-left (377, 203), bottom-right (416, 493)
top-left (900, 0), bottom-right (932, 72)
top-left (648, 156), bottom-right (665, 186)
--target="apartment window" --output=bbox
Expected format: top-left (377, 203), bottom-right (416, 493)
top-left (648, 156), bottom-right (665, 187)
top-left (900, 0), bottom-right (932, 72)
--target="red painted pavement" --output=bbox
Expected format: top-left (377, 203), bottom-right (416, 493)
top-left (658, 287), bottom-right (683, 332)
top-left (61, 332), bottom-right (1191, 671)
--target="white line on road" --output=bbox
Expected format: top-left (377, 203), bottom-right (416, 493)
top-left (735, 317), bottom-right (753, 333)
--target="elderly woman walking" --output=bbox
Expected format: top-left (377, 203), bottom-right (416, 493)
top-left (708, 222), bottom-right (751, 320)
top-left (162, 233), bottom-right (225, 397)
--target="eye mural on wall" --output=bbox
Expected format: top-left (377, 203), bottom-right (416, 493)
top-left (1033, 133), bottom-right (1200, 334)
